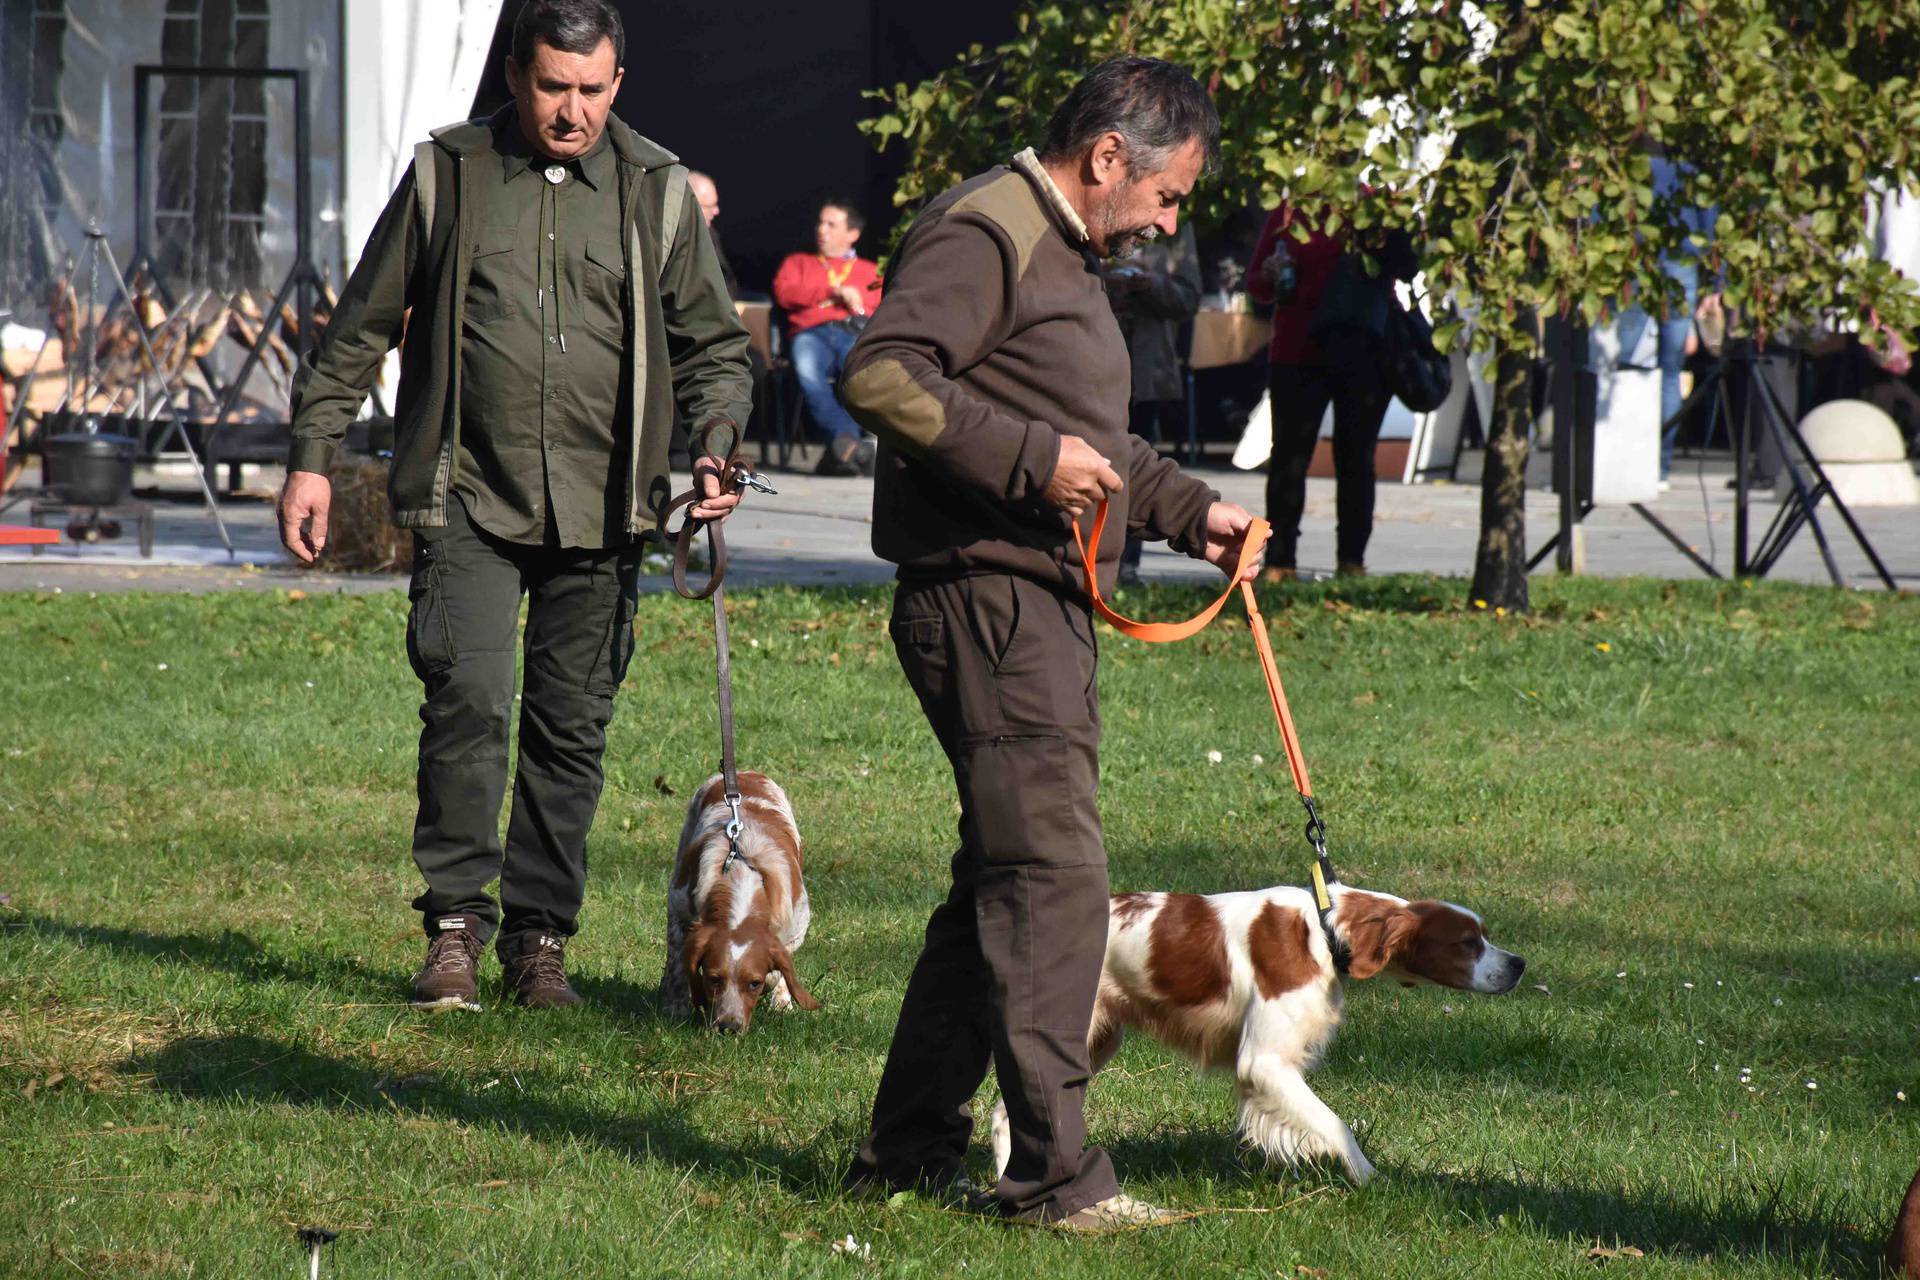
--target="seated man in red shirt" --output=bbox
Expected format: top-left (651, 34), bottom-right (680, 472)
top-left (772, 199), bottom-right (884, 475)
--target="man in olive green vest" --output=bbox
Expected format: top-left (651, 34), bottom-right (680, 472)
top-left (279, 0), bottom-right (751, 1011)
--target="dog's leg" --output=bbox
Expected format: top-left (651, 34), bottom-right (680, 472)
top-left (767, 969), bottom-right (792, 1011)
top-left (1235, 1054), bottom-right (1374, 1184)
top-left (1236, 1013), bottom-right (1374, 1189)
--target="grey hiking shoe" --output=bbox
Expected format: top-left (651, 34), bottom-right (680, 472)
top-left (411, 914), bottom-right (484, 1012)
top-left (500, 933), bottom-right (582, 1009)
top-left (1049, 1192), bottom-right (1195, 1234)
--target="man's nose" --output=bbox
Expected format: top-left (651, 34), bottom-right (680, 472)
top-left (1157, 207), bottom-right (1181, 237)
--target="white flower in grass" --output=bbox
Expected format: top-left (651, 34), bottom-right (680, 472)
top-left (1805, 1081), bottom-right (1817, 1090)
top-left (1206, 750), bottom-right (1223, 764)
top-left (1252, 753), bottom-right (1265, 765)
top-left (1682, 982), bottom-right (1694, 989)
top-left (304, 681), bottom-right (315, 688)
top-left (1773, 997), bottom-right (1784, 1006)
top-left (1616, 971), bottom-right (1627, 979)
top-left (1898, 1091), bottom-right (1908, 1102)
top-left (156, 663), bottom-right (169, 671)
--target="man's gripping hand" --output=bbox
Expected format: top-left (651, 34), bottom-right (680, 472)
top-left (1043, 435), bottom-right (1123, 518)
top-left (689, 455), bottom-right (742, 522)
top-left (278, 470), bottom-right (333, 563)
top-left (1202, 502), bottom-right (1267, 583)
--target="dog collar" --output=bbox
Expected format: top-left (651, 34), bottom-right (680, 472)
top-left (1311, 858), bottom-right (1352, 976)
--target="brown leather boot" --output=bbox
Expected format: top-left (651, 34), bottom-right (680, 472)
top-left (411, 914), bottom-right (484, 1012)
top-left (1335, 561), bottom-right (1367, 578)
top-left (1258, 565), bottom-right (1297, 585)
top-left (500, 934), bottom-right (583, 1009)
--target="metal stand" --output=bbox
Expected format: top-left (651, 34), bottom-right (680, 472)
top-left (29, 224), bottom-right (234, 555)
top-left (1528, 330), bottom-right (1893, 588)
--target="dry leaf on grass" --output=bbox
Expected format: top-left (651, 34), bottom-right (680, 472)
top-left (1588, 1243), bottom-right (1645, 1260)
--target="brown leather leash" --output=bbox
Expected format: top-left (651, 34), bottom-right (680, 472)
top-left (664, 452), bottom-right (777, 872)
top-left (1072, 500), bottom-right (1351, 971)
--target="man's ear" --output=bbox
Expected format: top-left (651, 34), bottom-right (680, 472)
top-left (847, 226), bottom-right (861, 249)
top-left (505, 56), bottom-right (523, 97)
top-left (1087, 130), bottom-right (1128, 188)
top-left (770, 941), bottom-right (820, 1011)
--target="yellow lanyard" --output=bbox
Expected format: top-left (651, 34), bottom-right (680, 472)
top-left (820, 254), bottom-right (854, 290)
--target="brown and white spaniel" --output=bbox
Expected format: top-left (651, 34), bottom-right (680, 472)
top-left (660, 771), bottom-right (818, 1033)
top-left (992, 883), bottom-right (1524, 1184)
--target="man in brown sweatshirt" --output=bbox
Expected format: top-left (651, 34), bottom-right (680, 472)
top-left (838, 58), bottom-right (1264, 1230)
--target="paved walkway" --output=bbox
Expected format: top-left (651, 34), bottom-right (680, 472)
top-left (1, 451), bottom-right (1912, 594)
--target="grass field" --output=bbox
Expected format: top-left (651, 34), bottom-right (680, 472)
top-left (1, 574), bottom-right (1916, 1278)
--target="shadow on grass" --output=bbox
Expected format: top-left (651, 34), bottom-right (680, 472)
top-left (1400, 1166), bottom-right (1883, 1277)
top-left (128, 1032), bottom-right (849, 1197)
top-left (5, 911), bottom-right (679, 1035)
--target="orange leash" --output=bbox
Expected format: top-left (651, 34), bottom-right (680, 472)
top-left (1073, 501), bottom-right (1345, 928)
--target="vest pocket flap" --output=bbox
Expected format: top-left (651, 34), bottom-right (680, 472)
top-left (584, 237), bottom-right (626, 277)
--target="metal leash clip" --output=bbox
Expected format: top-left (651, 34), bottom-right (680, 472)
top-left (731, 464), bottom-right (778, 496)
top-left (721, 790), bottom-right (745, 873)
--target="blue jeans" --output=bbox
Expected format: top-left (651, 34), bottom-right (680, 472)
top-left (790, 322), bottom-right (863, 443)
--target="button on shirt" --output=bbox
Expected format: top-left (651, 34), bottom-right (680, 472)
top-left (457, 128), bottom-right (629, 548)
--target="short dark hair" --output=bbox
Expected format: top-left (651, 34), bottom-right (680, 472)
top-left (512, 0), bottom-right (624, 68)
top-left (1040, 56), bottom-right (1220, 177)
top-left (821, 199), bottom-right (865, 232)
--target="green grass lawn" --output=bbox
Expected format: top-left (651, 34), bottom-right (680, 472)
top-left (1, 575), bottom-right (1916, 1278)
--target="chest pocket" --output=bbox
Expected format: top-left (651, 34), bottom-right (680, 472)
top-left (582, 237), bottom-right (627, 333)
top-left (464, 224), bottom-right (521, 325)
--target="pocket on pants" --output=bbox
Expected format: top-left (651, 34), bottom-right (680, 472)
top-left (586, 564), bottom-right (639, 696)
top-left (955, 730), bottom-right (1088, 869)
top-left (406, 544), bottom-right (454, 678)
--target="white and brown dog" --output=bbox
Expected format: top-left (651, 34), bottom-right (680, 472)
top-left (992, 883), bottom-right (1524, 1184)
top-left (660, 772), bottom-right (818, 1033)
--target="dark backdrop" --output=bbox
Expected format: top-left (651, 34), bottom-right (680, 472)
top-left (471, 2), bottom-right (1018, 295)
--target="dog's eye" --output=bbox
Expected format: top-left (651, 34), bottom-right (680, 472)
top-left (747, 980), bottom-right (763, 991)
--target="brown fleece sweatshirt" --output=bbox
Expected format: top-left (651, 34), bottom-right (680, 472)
top-left (840, 149), bottom-right (1217, 595)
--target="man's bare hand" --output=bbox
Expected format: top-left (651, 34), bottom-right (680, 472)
top-left (1043, 435), bottom-right (1123, 517)
top-left (278, 470), bottom-right (333, 563)
top-left (689, 455), bottom-right (742, 522)
top-left (834, 284), bottom-right (868, 315)
top-left (1202, 502), bottom-right (1266, 583)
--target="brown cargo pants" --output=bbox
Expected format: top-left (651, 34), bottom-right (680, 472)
top-left (848, 572), bottom-right (1120, 1222)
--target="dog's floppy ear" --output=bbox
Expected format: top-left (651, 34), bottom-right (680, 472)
top-left (683, 923), bottom-right (715, 983)
top-left (1341, 895), bottom-right (1417, 980)
top-left (770, 941), bottom-right (820, 1010)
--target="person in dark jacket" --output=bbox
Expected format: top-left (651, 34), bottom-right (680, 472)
top-left (1108, 221), bottom-right (1202, 584)
top-left (278, 0), bottom-right (752, 1011)
top-left (1248, 205), bottom-right (1414, 579)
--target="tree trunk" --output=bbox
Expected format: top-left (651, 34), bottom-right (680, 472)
top-left (1470, 337), bottom-right (1535, 610)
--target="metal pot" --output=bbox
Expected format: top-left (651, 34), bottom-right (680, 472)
top-left (43, 422), bottom-right (139, 507)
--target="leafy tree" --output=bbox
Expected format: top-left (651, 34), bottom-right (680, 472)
top-left (861, 0), bottom-right (1920, 609)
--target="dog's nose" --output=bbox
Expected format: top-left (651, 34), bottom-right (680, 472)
top-left (1510, 955), bottom-right (1526, 977)
top-left (715, 1019), bottom-right (742, 1035)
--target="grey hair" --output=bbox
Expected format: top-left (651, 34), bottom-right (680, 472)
top-left (1039, 56), bottom-right (1221, 177)
top-left (511, 0), bottom-right (624, 68)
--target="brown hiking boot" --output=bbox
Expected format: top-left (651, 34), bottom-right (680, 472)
top-left (1258, 565), bottom-right (1298, 585)
top-left (411, 914), bottom-right (484, 1012)
top-left (1335, 561), bottom-right (1367, 578)
top-left (501, 934), bottom-right (583, 1009)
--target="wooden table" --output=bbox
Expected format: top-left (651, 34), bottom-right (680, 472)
top-left (1188, 310), bottom-right (1271, 370)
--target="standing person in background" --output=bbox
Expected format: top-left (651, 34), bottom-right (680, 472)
top-left (1108, 221), bottom-right (1202, 586)
top-left (773, 200), bottom-right (884, 475)
top-left (1247, 205), bottom-right (1413, 581)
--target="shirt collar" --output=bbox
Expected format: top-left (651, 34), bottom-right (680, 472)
top-left (1010, 146), bottom-right (1090, 247)
top-left (500, 127), bottom-right (612, 190)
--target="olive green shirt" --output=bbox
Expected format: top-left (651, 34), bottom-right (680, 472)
top-left (457, 125), bottom-right (629, 547)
